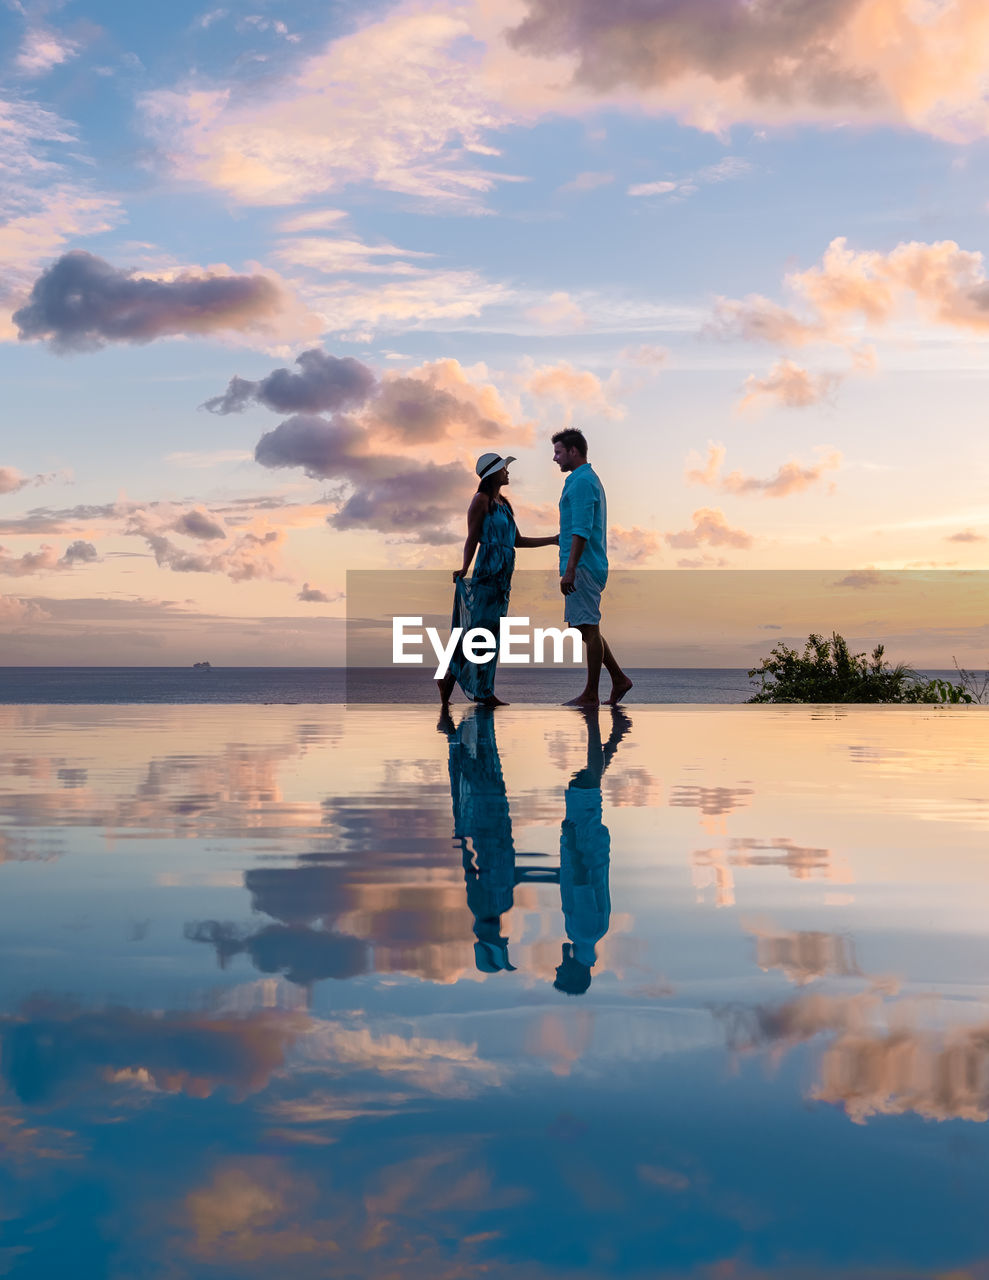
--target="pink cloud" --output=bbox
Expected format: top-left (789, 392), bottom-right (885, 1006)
top-left (524, 291), bottom-right (586, 330)
top-left (738, 358), bottom-right (842, 412)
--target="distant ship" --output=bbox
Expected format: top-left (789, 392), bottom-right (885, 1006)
top-left (192, 661), bottom-right (212, 670)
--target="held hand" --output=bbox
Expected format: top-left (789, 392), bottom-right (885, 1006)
top-left (453, 569), bottom-right (466, 583)
top-left (560, 568), bottom-right (576, 595)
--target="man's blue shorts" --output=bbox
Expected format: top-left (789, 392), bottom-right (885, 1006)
top-left (564, 565), bottom-right (603, 626)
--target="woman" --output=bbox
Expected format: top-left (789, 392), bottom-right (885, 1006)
top-left (438, 452), bottom-right (558, 707)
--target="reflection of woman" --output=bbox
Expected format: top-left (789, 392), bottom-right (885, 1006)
top-left (439, 706), bottom-right (518, 974)
top-left (437, 452), bottom-right (558, 708)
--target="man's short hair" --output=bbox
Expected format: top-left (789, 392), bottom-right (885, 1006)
top-left (552, 427), bottom-right (588, 457)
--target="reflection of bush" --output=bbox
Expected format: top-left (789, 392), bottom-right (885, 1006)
top-left (748, 632), bottom-right (972, 703)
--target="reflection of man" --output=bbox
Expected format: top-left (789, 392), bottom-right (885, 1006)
top-left (440, 707), bottom-right (517, 974)
top-left (554, 707), bottom-right (630, 997)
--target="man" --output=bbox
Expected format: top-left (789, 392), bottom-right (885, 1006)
top-left (553, 428), bottom-right (632, 707)
top-left (554, 706), bottom-right (629, 997)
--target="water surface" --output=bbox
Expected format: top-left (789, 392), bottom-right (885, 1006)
top-left (2, 704), bottom-right (989, 1278)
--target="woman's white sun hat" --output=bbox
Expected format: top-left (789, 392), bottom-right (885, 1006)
top-left (475, 452), bottom-right (516, 481)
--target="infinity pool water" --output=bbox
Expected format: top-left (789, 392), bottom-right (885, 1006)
top-left (2, 704), bottom-right (989, 1279)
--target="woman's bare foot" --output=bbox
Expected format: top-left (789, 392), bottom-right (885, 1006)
top-left (436, 674), bottom-right (455, 705)
top-left (475, 694), bottom-right (510, 707)
top-left (606, 675), bottom-right (633, 705)
top-left (563, 694), bottom-right (600, 708)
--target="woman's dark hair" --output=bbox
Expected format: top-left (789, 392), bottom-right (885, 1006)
top-left (477, 473), bottom-right (513, 514)
top-left (551, 427), bottom-right (588, 457)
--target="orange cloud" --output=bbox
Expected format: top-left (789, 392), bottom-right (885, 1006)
top-left (725, 988), bottom-right (989, 1125)
top-left (523, 359), bottom-right (623, 419)
top-left (665, 507), bottom-right (753, 550)
top-left (686, 443), bottom-right (843, 498)
top-left (746, 923), bottom-right (861, 986)
top-left (713, 236), bottom-right (989, 361)
top-left (609, 525), bottom-right (660, 565)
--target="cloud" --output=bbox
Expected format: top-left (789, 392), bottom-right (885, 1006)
top-left (297, 583), bottom-right (337, 603)
top-left (494, 0), bottom-right (989, 142)
top-left (172, 509), bottom-right (227, 541)
top-left (204, 349), bottom-right (377, 416)
top-left (60, 540), bottom-right (99, 564)
top-left (833, 569), bottom-right (884, 589)
top-left (276, 210), bottom-right (348, 233)
top-left (558, 170), bottom-right (614, 193)
top-left (686, 443), bottom-right (842, 497)
top-left (125, 510), bottom-right (287, 582)
top-left (0, 1004), bottom-right (305, 1104)
top-left (331, 461), bottom-right (472, 544)
top-left (0, 594), bottom-right (51, 624)
top-left (620, 344), bottom-right (669, 367)
top-left (946, 529), bottom-right (986, 542)
top-left (665, 508), bottom-right (753, 550)
top-left (254, 415), bottom-right (398, 483)
top-left (675, 554), bottom-right (729, 569)
top-left (710, 236), bottom-right (989, 397)
top-left (523, 359), bottom-right (623, 419)
top-left (365, 361), bottom-right (523, 446)
top-left (16, 26), bottom-right (80, 75)
top-left (142, 7), bottom-right (519, 211)
top-left (0, 467), bottom-right (57, 495)
top-left (671, 785), bottom-right (753, 818)
top-left (244, 353), bottom-right (528, 541)
top-left (0, 97), bottom-right (123, 338)
top-left (627, 155), bottom-right (752, 199)
top-left (609, 525), bottom-right (660, 565)
top-left (747, 924), bottom-right (861, 986)
top-left (525, 290), bottom-right (586, 330)
top-left (738, 358), bottom-right (842, 411)
top-left (306, 269), bottom-right (513, 337)
top-left (627, 180), bottom-right (678, 197)
top-left (722, 988), bottom-right (989, 1125)
top-left (14, 251), bottom-right (288, 352)
top-left (0, 541), bottom-right (100, 575)
top-left (186, 921), bottom-right (368, 984)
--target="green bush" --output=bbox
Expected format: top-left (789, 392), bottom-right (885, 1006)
top-left (747, 632), bottom-right (973, 704)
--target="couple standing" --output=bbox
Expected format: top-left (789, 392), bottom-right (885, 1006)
top-left (437, 428), bottom-right (633, 709)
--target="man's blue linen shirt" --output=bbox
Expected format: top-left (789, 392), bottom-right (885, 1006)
top-left (559, 463), bottom-right (608, 585)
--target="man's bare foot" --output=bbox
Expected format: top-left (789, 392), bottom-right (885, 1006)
top-left (476, 694), bottom-right (510, 707)
top-left (606, 676), bottom-right (633, 705)
top-left (563, 694), bottom-right (600, 707)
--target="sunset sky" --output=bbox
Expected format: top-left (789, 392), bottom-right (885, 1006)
top-left (4, 0), bottom-right (989, 664)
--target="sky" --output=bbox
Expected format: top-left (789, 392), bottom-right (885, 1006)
top-left (3, 0), bottom-right (989, 665)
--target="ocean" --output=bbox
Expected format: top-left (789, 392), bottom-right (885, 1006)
top-left (0, 665), bottom-right (963, 703)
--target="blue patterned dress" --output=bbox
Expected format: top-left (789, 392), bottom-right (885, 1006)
top-left (448, 501), bottom-right (516, 701)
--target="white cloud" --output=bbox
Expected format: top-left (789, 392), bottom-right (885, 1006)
top-left (142, 7), bottom-right (521, 211)
top-left (0, 97), bottom-right (123, 340)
